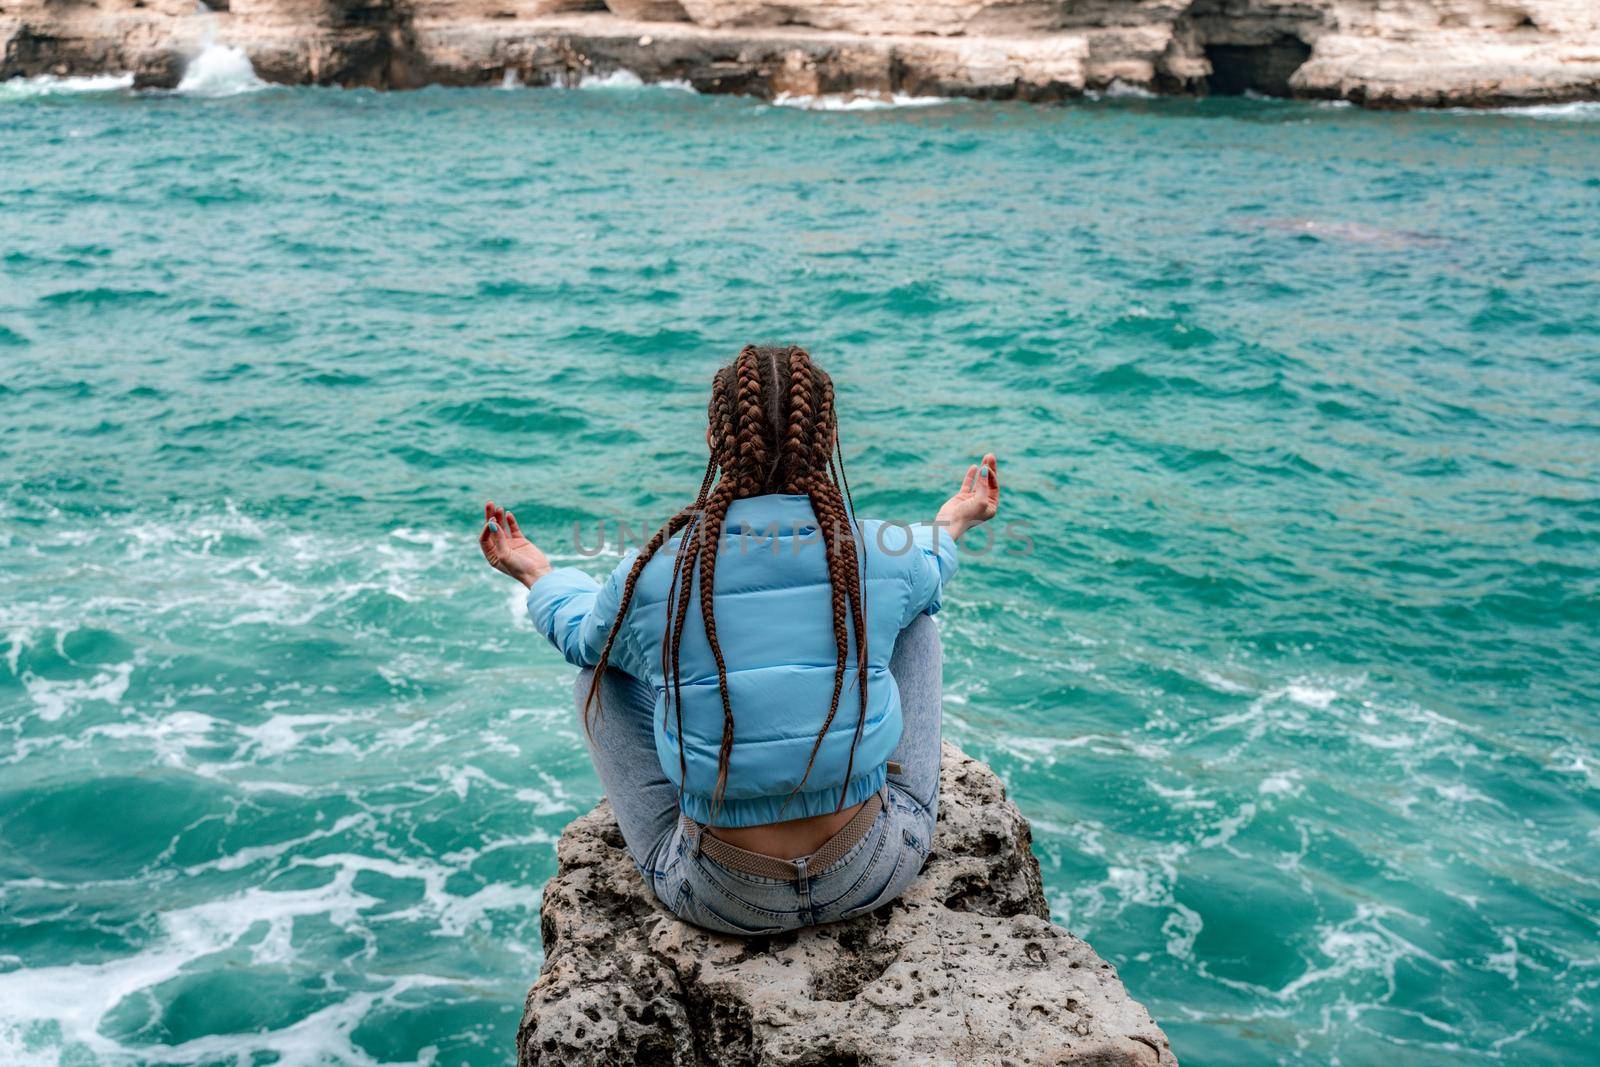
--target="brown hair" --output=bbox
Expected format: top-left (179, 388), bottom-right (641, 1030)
top-left (583, 345), bottom-right (868, 819)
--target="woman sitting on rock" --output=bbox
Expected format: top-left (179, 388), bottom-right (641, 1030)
top-left (478, 345), bottom-right (999, 934)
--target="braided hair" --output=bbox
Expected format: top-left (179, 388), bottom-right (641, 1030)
top-left (583, 345), bottom-right (869, 819)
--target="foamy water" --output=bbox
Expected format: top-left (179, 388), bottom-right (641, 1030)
top-left (1, 85), bottom-right (1597, 1065)
top-left (771, 91), bottom-right (951, 111)
top-left (0, 73), bottom-right (134, 96)
top-left (176, 44), bottom-right (267, 97)
top-left (574, 68), bottom-right (694, 92)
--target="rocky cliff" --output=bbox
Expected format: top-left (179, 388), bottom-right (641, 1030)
top-left (518, 742), bottom-right (1176, 1066)
top-left (2, 0), bottom-right (1597, 105)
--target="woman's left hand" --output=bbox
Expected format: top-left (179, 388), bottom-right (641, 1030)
top-left (479, 501), bottom-right (552, 588)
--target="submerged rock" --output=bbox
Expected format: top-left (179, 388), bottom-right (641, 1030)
top-left (518, 742), bottom-right (1176, 1066)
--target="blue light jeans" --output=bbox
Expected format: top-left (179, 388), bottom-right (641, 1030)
top-left (573, 614), bottom-right (942, 935)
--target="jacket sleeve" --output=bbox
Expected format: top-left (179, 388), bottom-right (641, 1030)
top-left (524, 552), bottom-right (643, 675)
top-left (895, 521), bottom-right (960, 629)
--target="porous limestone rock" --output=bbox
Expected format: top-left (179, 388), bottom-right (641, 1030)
top-left (3, 0), bottom-right (1597, 105)
top-left (604, 0), bottom-right (691, 22)
top-left (516, 742), bottom-right (1177, 1066)
top-left (676, 0), bottom-right (1076, 35)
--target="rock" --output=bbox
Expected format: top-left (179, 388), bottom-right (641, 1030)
top-left (412, 0), bottom-right (605, 19)
top-left (517, 742), bottom-right (1177, 1066)
top-left (3, 0), bottom-right (1597, 106)
top-left (408, 13), bottom-right (1090, 98)
top-left (605, 0), bottom-right (691, 22)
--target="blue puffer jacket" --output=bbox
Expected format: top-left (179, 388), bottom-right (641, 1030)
top-left (527, 494), bottom-right (958, 827)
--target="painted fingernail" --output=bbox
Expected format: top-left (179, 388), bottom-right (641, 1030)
top-left (487, 521), bottom-right (499, 533)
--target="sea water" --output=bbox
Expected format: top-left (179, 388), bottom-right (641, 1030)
top-left (0, 74), bottom-right (1596, 1066)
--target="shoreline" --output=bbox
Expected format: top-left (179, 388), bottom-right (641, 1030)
top-left (4, 6), bottom-right (1599, 110)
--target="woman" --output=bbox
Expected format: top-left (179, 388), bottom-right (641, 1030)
top-left (479, 345), bottom-right (999, 934)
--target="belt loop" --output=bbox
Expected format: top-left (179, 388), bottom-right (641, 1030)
top-left (793, 855), bottom-right (811, 914)
top-left (686, 815), bottom-right (704, 859)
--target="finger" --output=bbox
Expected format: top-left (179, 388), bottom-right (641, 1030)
top-left (506, 510), bottom-right (523, 539)
top-left (960, 464), bottom-right (977, 495)
top-left (485, 501), bottom-right (496, 522)
top-left (983, 454), bottom-right (999, 503)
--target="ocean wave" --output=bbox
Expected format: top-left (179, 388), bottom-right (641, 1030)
top-left (1084, 79), bottom-right (1156, 101)
top-left (176, 44), bottom-right (268, 97)
top-left (574, 68), bottom-right (693, 92)
top-left (0, 863), bottom-right (482, 1065)
top-left (1456, 100), bottom-right (1600, 120)
top-left (0, 73), bottom-right (133, 98)
top-left (770, 91), bottom-right (950, 111)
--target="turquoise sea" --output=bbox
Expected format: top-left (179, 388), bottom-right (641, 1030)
top-left (1, 73), bottom-right (1597, 1066)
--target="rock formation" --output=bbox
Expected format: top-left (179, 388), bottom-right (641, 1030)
top-left (3, 0), bottom-right (1597, 107)
top-left (518, 742), bottom-right (1176, 1066)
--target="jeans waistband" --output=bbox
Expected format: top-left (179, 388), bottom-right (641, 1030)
top-left (680, 789), bottom-right (885, 881)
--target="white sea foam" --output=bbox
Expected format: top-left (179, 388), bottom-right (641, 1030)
top-left (236, 712), bottom-right (352, 758)
top-left (0, 850), bottom-right (534, 1062)
top-left (1483, 934), bottom-right (1522, 984)
top-left (22, 661), bottom-right (133, 722)
top-left (1548, 744), bottom-right (1599, 788)
top-left (1085, 79), bottom-right (1156, 101)
top-left (582, 68), bottom-right (643, 89)
top-left (1258, 770), bottom-right (1303, 797)
top-left (771, 91), bottom-right (949, 111)
top-left (0, 73), bottom-right (134, 97)
top-left (3, 626), bottom-right (25, 675)
top-left (1285, 683), bottom-right (1338, 710)
top-left (90, 709), bottom-right (223, 766)
top-left (1430, 780), bottom-right (1502, 807)
top-left (576, 69), bottom-right (694, 92)
top-left (176, 44), bottom-right (267, 97)
top-left (1196, 667), bottom-right (1255, 695)
top-left (505, 581), bottom-right (535, 628)
top-left (1147, 781), bottom-right (1217, 811)
top-left (1163, 902), bottom-right (1204, 960)
top-left (1459, 100), bottom-right (1600, 120)
top-left (0, 871), bottom-right (377, 1062)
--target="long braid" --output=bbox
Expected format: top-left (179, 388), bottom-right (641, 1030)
top-left (583, 507), bottom-right (695, 730)
top-left (662, 369), bottom-right (736, 784)
top-left (834, 509), bottom-right (870, 808)
top-left (820, 373), bottom-right (871, 807)
top-left (700, 347), bottom-right (768, 819)
top-left (781, 355), bottom-right (849, 802)
top-left (778, 351), bottom-right (871, 808)
top-left (697, 477), bottom-right (739, 819)
top-left (783, 346), bottom-right (815, 485)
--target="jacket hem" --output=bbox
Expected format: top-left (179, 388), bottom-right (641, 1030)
top-left (678, 764), bottom-right (889, 828)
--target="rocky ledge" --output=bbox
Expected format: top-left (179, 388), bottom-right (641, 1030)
top-left (518, 741), bottom-right (1175, 1066)
top-left (2, 0), bottom-right (1598, 107)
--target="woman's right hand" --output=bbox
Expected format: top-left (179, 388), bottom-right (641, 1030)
top-left (479, 501), bottom-right (553, 588)
top-left (935, 453), bottom-right (999, 541)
